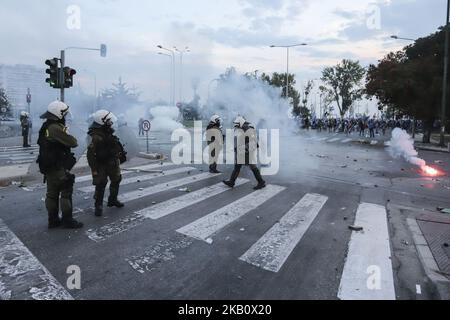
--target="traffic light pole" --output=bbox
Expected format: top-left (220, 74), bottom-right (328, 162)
top-left (60, 50), bottom-right (65, 102)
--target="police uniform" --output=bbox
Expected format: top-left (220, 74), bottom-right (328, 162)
top-left (206, 118), bottom-right (223, 173)
top-left (87, 118), bottom-right (126, 217)
top-left (37, 102), bottom-right (83, 229)
top-left (224, 118), bottom-right (266, 190)
top-left (20, 113), bottom-right (31, 147)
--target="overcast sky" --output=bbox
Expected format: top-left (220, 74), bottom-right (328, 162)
top-left (0, 0), bottom-right (445, 104)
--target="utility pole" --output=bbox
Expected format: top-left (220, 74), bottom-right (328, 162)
top-left (60, 50), bottom-right (65, 102)
top-left (440, 0), bottom-right (450, 146)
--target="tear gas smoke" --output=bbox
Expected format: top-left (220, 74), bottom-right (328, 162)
top-left (387, 128), bottom-right (440, 176)
top-left (387, 128), bottom-right (426, 167)
top-left (149, 106), bottom-right (183, 131)
top-left (207, 72), bottom-right (294, 132)
top-left (207, 70), bottom-right (318, 177)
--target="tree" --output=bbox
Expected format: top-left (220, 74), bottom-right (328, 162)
top-left (0, 88), bottom-right (12, 118)
top-left (260, 72), bottom-right (301, 116)
top-left (320, 59), bottom-right (366, 119)
top-left (366, 26), bottom-right (450, 143)
top-left (99, 77), bottom-right (140, 113)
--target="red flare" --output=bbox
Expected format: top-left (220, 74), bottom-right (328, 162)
top-left (421, 165), bottom-right (440, 177)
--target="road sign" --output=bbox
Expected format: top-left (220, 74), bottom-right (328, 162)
top-left (142, 120), bottom-right (151, 132)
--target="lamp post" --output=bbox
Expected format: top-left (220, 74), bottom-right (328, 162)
top-left (60, 44), bottom-right (107, 102)
top-left (157, 45), bottom-right (176, 106)
top-left (157, 52), bottom-right (173, 105)
top-left (270, 43), bottom-right (307, 100)
top-left (174, 46), bottom-right (190, 103)
top-left (440, 0), bottom-right (450, 147)
top-left (390, 35), bottom-right (416, 42)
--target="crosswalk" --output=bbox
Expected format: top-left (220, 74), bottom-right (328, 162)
top-left (0, 160), bottom-right (398, 299)
top-left (76, 161), bottom-right (397, 299)
top-left (303, 135), bottom-right (384, 146)
top-left (0, 145), bottom-right (38, 165)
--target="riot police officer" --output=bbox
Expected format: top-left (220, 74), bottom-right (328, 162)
top-left (223, 116), bottom-right (266, 190)
top-left (37, 101), bottom-right (83, 229)
top-left (20, 111), bottom-right (31, 147)
top-left (87, 109), bottom-right (127, 217)
top-left (206, 115), bottom-right (223, 173)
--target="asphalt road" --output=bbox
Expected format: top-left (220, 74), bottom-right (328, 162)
top-left (1, 130), bottom-right (449, 300)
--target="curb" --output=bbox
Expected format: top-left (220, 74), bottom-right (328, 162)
top-left (138, 152), bottom-right (165, 160)
top-left (415, 145), bottom-right (450, 154)
top-left (406, 218), bottom-right (450, 300)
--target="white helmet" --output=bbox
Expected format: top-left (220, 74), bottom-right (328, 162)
top-left (20, 111), bottom-right (29, 117)
top-left (233, 116), bottom-right (246, 128)
top-left (47, 101), bottom-right (70, 120)
top-left (93, 109), bottom-right (117, 126)
top-left (210, 115), bottom-right (221, 123)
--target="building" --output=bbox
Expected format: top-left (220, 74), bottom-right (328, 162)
top-left (0, 64), bottom-right (56, 118)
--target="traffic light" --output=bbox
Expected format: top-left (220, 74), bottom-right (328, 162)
top-left (45, 58), bottom-right (60, 88)
top-left (63, 67), bottom-right (77, 88)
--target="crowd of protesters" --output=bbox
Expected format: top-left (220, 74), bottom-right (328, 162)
top-left (300, 116), bottom-right (420, 138)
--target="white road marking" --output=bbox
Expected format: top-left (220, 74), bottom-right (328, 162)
top-left (0, 219), bottom-right (73, 300)
top-left (86, 178), bottom-right (248, 242)
top-left (126, 236), bottom-right (193, 274)
top-left (75, 162), bottom-right (175, 183)
top-left (341, 138), bottom-right (353, 143)
top-left (370, 140), bottom-right (378, 145)
top-left (139, 178), bottom-right (249, 220)
top-left (239, 193), bottom-right (328, 273)
top-left (177, 184), bottom-right (286, 242)
top-left (78, 167), bottom-right (195, 193)
top-left (327, 138), bottom-right (341, 143)
top-left (337, 202), bottom-right (395, 300)
top-left (119, 172), bottom-right (221, 203)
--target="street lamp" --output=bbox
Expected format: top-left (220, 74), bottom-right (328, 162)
top-left (269, 43), bottom-right (307, 100)
top-left (390, 35), bottom-right (416, 42)
top-left (174, 46), bottom-right (190, 103)
top-left (157, 45), bottom-right (176, 106)
top-left (157, 52), bottom-right (174, 105)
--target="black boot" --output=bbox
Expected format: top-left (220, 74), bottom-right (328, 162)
top-left (209, 163), bottom-right (221, 173)
top-left (223, 180), bottom-right (235, 188)
top-left (108, 182), bottom-right (124, 208)
top-left (48, 218), bottom-right (62, 229)
top-left (94, 187), bottom-right (105, 217)
top-left (62, 218), bottom-right (84, 229)
top-left (251, 165), bottom-right (266, 190)
top-left (107, 197), bottom-right (125, 208)
top-left (95, 204), bottom-right (103, 217)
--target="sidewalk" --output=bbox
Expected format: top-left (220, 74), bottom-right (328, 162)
top-left (414, 134), bottom-right (450, 153)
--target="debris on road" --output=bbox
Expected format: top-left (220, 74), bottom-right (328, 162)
top-left (348, 225), bottom-right (363, 232)
top-left (179, 187), bottom-right (191, 193)
top-left (434, 160), bottom-right (444, 164)
top-left (206, 238), bottom-right (213, 244)
top-left (240, 228), bottom-right (245, 232)
top-left (437, 207), bottom-right (450, 214)
top-left (340, 165), bottom-right (348, 168)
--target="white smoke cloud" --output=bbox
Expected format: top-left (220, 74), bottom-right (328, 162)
top-left (387, 128), bottom-right (426, 167)
top-left (208, 72), bottom-right (294, 132)
top-left (149, 106), bottom-right (183, 132)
